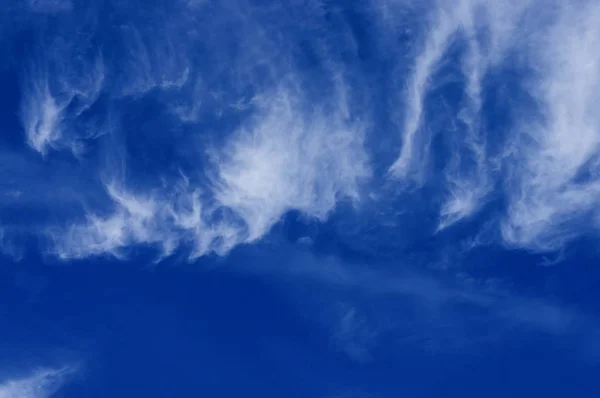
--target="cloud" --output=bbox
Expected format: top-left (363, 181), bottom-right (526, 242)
top-left (213, 86), bottom-right (370, 243)
top-left (51, 183), bottom-right (174, 260)
top-left (380, 0), bottom-right (600, 250)
top-left (387, 2), bottom-right (459, 182)
top-left (115, 24), bottom-right (190, 97)
top-left (261, 248), bottom-right (596, 359)
top-left (20, 49), bottom-right (104, 156)
top-left (50, 82), bottom-right (370, 260)
top-left (20, 78), bottom-right (64, 156)
top-left (0, 366), bottom-right (75, 398)
top-left (501, 1), bottom-right (600, 250)
top-left (386, 0), bottom-right (497, 229)
top-left (4, 0), bottom-right (600, 374)
top-left (6, 0), bottom-right (600, 258)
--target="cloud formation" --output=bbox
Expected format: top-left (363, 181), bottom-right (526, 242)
top-left (3, 0), bottom-right (600, 259)
top-left (51, 83), bottom-right (369, 260)
top-left (381, 0), bottom-right (600, 250)
top-left (0, 366), bottom-right (75, 398)
top-left (256, 246), bottom-right (597, 360)
top-left (20, 46), bottom-right (104, 156)
top-left (501, 1), bottom-right (600, 250)
top-left (4, 0), bottom-right (600, 389)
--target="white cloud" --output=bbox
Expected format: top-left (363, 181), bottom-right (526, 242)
top-left (52, 183), bottom-right (174, 259)
top-left (213, 86), bottom-right (370, 242)
top-left (436, 2), bottom-right (491, 230)
top-left (0, 366), bottom-right (75, 398)
top-left (20, 78), bottom-right (65, 156)
top-left (50, 83), bottom-right (370, 260)
top-left (501, 1), bottom-right (600, 250)
top-left (10, 0), bottom-right (600, 257)
top-left (5, 0), bottom-right (600, 364)
top-left (380, 0), bottom-right (600, 249)
top-left (386, 0), bottom-right (496, 228)
top-left (387, 2), bottom-right (459, 181)
top-left (20, 53), bottom-right (104, 156)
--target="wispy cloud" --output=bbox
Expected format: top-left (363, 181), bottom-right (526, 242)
top-left (50, 82), bottom-right (370, 260)
top-left (20, 51), bottom-right (104, 156)
top-left (3, 0), bottom-right (600, 382)
top-left (0, 365), bottom-right (75, 398)
top-left (263, 248), bottom-right (597, 359)
top-left (381, 0), bottom-right (600, 249)
top-left (386, 0), bottom-right (497, 229)
top-left (213, 85), bottom-right (369, 243)
top-left (387, 2), bottom-right (459, 181)
top-left (501, 1), bottom-right (600, 250)
top-left (6, 0), bottom-right (600, 258)
top-left (115, 24), bottom-right (190, 97)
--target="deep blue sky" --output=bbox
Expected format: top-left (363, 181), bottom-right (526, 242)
top-left (2, 0), bottom-right (600, 397)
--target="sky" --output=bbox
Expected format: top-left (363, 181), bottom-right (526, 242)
top-left (1, 0), bottom-right (600, 396)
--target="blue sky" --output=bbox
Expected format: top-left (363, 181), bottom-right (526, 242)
top-left (2, 0), bottom-right (600, 396)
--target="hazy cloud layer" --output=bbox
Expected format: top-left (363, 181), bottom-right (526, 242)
top-left (251, 246), bottom-right (598, 361)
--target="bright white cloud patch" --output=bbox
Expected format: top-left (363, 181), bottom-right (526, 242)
top-left (53, 183), bottom-right (172, 259)
top-left (382, 0), bottom-right (600, 249)
top-left (214, 87), bottom-right (370, 242)
top-left (501, 1), bottom-right (600, 250)
top-left (51, 84), bottom-right (370, 260)
top-left (0, 366), bottom-right (74, 398)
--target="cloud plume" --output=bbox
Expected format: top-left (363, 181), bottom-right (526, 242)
top-left (0, 366), bottom-right (75, 398)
